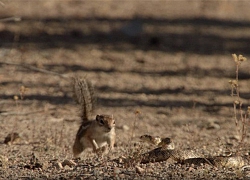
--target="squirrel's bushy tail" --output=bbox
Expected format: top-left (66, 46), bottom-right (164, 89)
top-left (73, 77), bottom-right (96, 121)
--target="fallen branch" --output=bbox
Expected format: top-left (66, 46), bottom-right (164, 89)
top-left (0, 16), bottom-right (21, 22)
top-left (0, 61), bottom-right (69, 79)
top-left (0, 108), bottom-right (55, 116)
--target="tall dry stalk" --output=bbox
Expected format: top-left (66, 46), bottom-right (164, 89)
top-left (229, 54), bottom-right (248, 148)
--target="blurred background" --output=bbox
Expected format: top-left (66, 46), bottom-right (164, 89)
top-left (1, 0), bottom-right (250, 157)
top-left (1, 0), bottom-right (250, 54)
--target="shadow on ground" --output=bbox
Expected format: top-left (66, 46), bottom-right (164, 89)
top-left (1, 17), bottom-right (250, 55)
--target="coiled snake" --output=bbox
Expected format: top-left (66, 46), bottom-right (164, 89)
top-left (138, 135), bottom-right (249, 168)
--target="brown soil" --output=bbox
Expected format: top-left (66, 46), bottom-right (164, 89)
top-left (0, 1), bottom-right (250, 179)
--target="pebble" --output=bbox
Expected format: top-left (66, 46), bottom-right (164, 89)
top-left (135, 166), bottom-right (145, 174)
top-left (55, 162), bottom-right (63, 169)
top-left (207, 122), bottom-right (220, 130)
top-left (114, 167), bottom-right (121, 174)
top-left (62, 159), bottom-right (77, 167)
top-left (122, 125), bottom-right (129, 131)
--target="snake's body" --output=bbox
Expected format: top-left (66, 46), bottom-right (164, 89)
top-left (139, 135), bottom-right (249, 168)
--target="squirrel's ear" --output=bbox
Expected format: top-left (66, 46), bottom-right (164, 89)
top-left (96, 115), bottom-right (100, 121)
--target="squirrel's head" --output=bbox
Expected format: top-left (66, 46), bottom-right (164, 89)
top-left (96, 114), bottom-right (115, 132)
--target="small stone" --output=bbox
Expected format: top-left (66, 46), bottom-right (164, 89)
top-left (122, 125), bottom-right (129, 131)
top-left (119, 173), bottom-right (126, 179)
top-left (114, 167), bottom-right (121, 174)
top-left (230, 135), bottom-right (240, 141)
top-left (0, 155), bottom-right (8, 162)
top-left (93, 169), bottom-right (100, 176)
top-left (64, 165), bottom-right (73, 170)
top-left (55, 162), bottom-right (63, 169)
top-left (207, 122), bottom-right (220, 130)
top-left (62, 159), bottom-right (76, 167)
top-left (135, 166), bottom-right (145, 174)
top-left (188, 166), bottom-right (195, 172)
top-left (0, 155), bottom-right (8, 168)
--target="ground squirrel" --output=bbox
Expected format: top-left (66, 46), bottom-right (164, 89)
top-left (72, 77), bottom-right (116, 157)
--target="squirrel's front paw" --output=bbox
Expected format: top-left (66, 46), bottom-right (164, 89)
top-left (95, 144), bottom-right (109, 157)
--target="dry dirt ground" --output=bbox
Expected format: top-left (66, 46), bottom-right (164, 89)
top-left (1, 1), bottom-right (250, 179)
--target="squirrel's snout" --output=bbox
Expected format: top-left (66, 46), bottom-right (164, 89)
top-left (106, 126), bottom-right (113, 131)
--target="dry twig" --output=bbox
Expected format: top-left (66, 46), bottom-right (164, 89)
top-left (0, 61), bottom-right (69, 79)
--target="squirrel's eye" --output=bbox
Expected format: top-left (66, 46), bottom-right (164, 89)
top-left (99, 120), bottom-right (104, 125)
